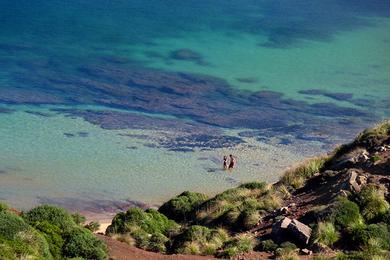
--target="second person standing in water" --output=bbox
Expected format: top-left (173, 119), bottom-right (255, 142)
top-left (223, 154), bottom-right (236, 170)
top-left (228, 154), bottom-right (236, 169)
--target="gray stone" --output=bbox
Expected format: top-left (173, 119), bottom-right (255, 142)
top-left (287, 219), bottom-right (312, 245)
top-left (271, 217), bottom-right (292, 242)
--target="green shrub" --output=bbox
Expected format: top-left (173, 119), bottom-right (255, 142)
top-left (63, 226), bottom-right (107, 260)
top-left (336, 251), bottom-right (390, 260)
top-left (313, 222), bottom-right (340, 247)
top-left (355, 120), bottom-right (390, 148)
top-left (239, 182), bottom-right (267, 190)
top-left (194, 183), bottom-right (279, 228)
top-left (357, 185), bottom-right (389, 221)
top-left (158, 191), bottom-right (208, 222)
top-left (33, 221), bottom-right (64, 259)
top-left (349, 223), bottom-right (390, 252)
top-left (71, 213), bottom-right (86, 226)
top-left (84, 221), bottom-right (100, 232)
top-left (274, 241), bottom-right (298, 259)
top-left (236, 208), bottom-right (260, 230)
top-left (173, 225), bottom-right (229, 255)
top-left (24, 205), bottom-right (76, 231)
top-left (280, 156), bottom-right (327, 189)
top-left (107, 207), bottom-right (179, 236)
top-left (218, 234), bottom-right (254, 258)
top-left (333, 197), bottom-right (364, 229)
top-left (0, 211), bottom-right (52, 259)
top-left (148, 232), bottom-right (169, 253)
top-left (0, 202), bottom-right (8, 212)
top-left (0, 210), bottom-right (30, 240)
top-left (279, 241), bottom-right (297, 251)
top-left (259, 239), bottom-right (278, 252)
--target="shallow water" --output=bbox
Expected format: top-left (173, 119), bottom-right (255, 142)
top-left (0, 0), bottom-right (389, 213)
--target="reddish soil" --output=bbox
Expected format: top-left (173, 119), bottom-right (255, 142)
top-left (97, 234), bottom-right (215, 260)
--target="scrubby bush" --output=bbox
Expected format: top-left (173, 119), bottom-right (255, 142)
top-left (218, 234), bottom-right (254, 258)
top-left (313, 222), bottom-right (340, 247)
top-left (274, 242), bottom-right (298, 259)
top-left (23, 205), bottom-right (76, 231)
top-left (239, 182), bottom-right (268, 190)
top-left (236, 208), bottom-right (261, 230)
top-left (173, 225), bottom-right (229, 255)
top-left (349, 223), bottom-right (390, 252)
top-left (158, 191), bottom-right (208, 222)
top-left (71, 213), bottom-right (86, 226)
top-left (33, 221), bottom-right (64, 259)
top-left (355, 120), bottom-right (390, 148)
top-left (336, 251), bottom-right (390, 260)
top-left (259, 239), bottom-right (278, 252)
top-left (281, 156), bottom-right (327, 189)
top-left (357, 185), bottom-right (389, 221)
top-left (333, 197), bottom-right (364, 229)
top-left (0, 202), bottom-right (8, 212)
top-left (63, 226), bottom-right (107, 260)
top-left (194, 182), bottom-right (279, 228)
top-left (0, 211), bottom-right (52, 259)
top-left (107, 207), bottom-right (180, 253)
top-left (107, 207), bottom-right (179, 236)
top-left (84, 221), bottom-right (100, 232)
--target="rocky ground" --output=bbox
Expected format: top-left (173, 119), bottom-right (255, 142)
top-left (96, 122), bottom-right (390, 259)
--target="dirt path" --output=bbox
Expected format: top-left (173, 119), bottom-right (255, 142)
top-left (97, 234), bottom-right (216, 260)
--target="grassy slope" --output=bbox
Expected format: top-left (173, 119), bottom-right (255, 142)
top-left (106, 120), bottom-right (390, 259)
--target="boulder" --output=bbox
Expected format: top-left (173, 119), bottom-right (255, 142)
top-left (287, 219), bottom-right (312, 245)
top-left (348, 169), bottom-right (367, 193)
top-left (271, 217), bottom-right (292, 242)
top-left (271, 217), bottom-right (312, 245)
top-left (333, 148), bottom-right (369, 168)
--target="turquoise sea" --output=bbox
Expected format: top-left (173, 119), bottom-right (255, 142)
top-left (0, 0), bottom-right (389, 216)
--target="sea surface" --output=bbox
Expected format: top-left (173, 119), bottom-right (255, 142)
top-left (0, 0), bottom-right (389, 214)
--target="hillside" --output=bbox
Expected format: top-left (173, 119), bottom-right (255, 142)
top-left (1, 120), bottom-right (389, 259)
top-left (104, 120), bottom-right (390, 259)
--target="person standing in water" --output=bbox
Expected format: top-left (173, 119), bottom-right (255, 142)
top-left (223, 156), bottom-right (228, 170)
top-left (228, 154), bottom-right (236, 170)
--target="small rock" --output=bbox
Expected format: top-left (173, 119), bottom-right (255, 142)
top-left (356, 175), bottom-right (367, 186)
top-left (339, 189), bottom-right (349, 197)
top-left (300, 248), bottom-right (312, 255)
top-left (310, 243), bottom-right (330, 253)
top-left (280, 206), bottom-right (289, 214)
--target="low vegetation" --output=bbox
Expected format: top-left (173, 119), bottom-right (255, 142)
top-left (158, 191), bottom-right (208, 222)
top-left (3, 120), bottom-right (389, 259)
top-left (193, 181), bottom-right (280, 229)
top-left (280, 156), bottom-right (328, 190)
top-left (0, 204), bottom-right (107, 259)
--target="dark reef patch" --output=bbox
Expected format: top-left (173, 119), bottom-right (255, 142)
top-left (38, 196), bottom-right (150, 214)
top-left (160, 134), bottom-right (244, 151)
top-left (0, 107), bottom-right (14, 114)
top-left (169, 48), bottom-right (208, 66)
top-left (0, 61), bottom-right (380, 148)
top-left (298, 89), bottom-right (353, 101)
top-left (25, 110), bottom-right (52, 117)
top-left (63, 132), bottom-right (89, 138)
top-left (236, 77), bottom-right (259, 84)
top-left (77, 131), bottom-right (89, 137)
